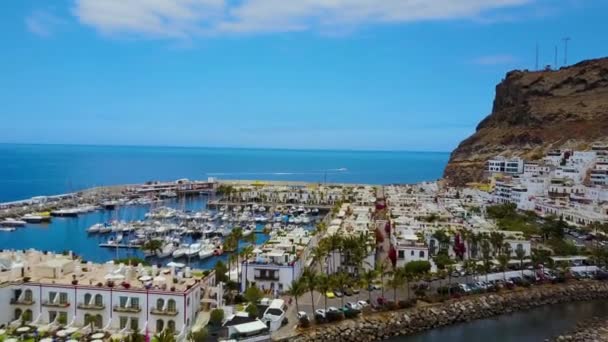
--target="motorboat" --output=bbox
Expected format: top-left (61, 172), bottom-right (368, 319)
top-left (50, 208), bottom-right (79, 217)
top-left (21, 214), bottom-right (44, 223)
top-left (185, 243), bottom-right (202, 258)
top-left (172, 244), bottom-right (189, 258)
top-left (198, 244), bottom-right (215, 259)
top-left (87, 223), bottom-right (104, 233)
top-left (0, 218), bottom-right (27, 227)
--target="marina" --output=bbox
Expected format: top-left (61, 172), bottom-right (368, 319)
top-left (0, 188), bottom-right (326, 270)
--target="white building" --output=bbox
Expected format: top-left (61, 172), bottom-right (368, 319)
top-left (487, 157), bottom-right (524, 175)
top-left (1, 250), bottom-right (202, 339)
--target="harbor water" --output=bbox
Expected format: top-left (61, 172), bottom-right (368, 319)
top-left (0, 196), bottom-right (270, 269)
top-left (0, 144), bottom-right (449, 202)
top-left (389, 300), bottom-right (608, 342)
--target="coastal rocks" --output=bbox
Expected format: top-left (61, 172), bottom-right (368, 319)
top-left (443, 57), bottom-right (608, 186)
top-left (288, 282), bottom-right (608, 342)
top-left (553, 317), bottom-right (608, 342)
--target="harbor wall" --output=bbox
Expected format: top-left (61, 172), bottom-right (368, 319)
top-left (287, 281), bottom-right (608, 342)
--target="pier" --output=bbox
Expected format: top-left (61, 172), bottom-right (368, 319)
top-left (206, 200), bottom-right (333, 210)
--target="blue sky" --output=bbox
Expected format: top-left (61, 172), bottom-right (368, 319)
top-left (1, 0), bottom-right (607, 152)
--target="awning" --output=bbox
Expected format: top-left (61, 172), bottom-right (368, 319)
top-left (234, 320), bottom-right (267, 334)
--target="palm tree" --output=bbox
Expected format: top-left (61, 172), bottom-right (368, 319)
top-left (332, 272), bottom-right (351, 307)
top-left (497, 253), bottom-right (510, 281)
top-left (360, 269), bottom-right (377, 304)
top-left (141, 239), bottom-right (162, 256)
top-left (315, 274), bottom-right (331, 311)
top-left (375, 260), bottom-right (390, 299)
top-left (301, 268), bottom-right (317, 313)
top-left (187, 328), bottom-right (208, 342)
top-left (515, 245), bottom-right (526, 277)
top-left (489, 232), bottom-right (504, 256)
top-left (387, 268), bottom-right (405, 304)
top-left (155, 329), bottom-right (176, 342)
top-left (241, 245), bottom-right (254, 288)
top-left (481, 239), bottom-right (492, 281)
top-left (287, 278), bottom-right (307, 314)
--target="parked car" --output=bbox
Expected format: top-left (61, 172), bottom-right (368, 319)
top-left (343, 287), bottom-right (354, 297)
top-left (326, 307), bottom-right (344, 322)
top-left (325, 291), bottom-right (335, 298)
top-left (368, 284), bottom-right (382, 291)
top-left (314, 309), bottom-right (326, 323)
top-left (352, 287), bottom-right (360, 295)
top-left (458, 283), bottom-right (472, 293)
top-left (333, 289), bottom-right (344, 297)
top-left (345, 302), bottom-right (361, 310)
top-left (357, 300), bottom-right (369, 308)
top-left (297, 311), bottom-right (310, 327)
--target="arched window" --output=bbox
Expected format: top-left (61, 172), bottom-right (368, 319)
top-left (84, 314), bottom-right (92, 326)
top-left (156, 319), bottom-right (164, 333)
top-left (156, 298), bottom-right (164, 311)
top-left (23, 309), bottom-right (33, 322)
top-left (14, 308), bottom-right (22, 321)
top-left (167, 320), bottom-right (175, 333)
top-left (94, 294), bottom-right (103, 307)
top-left (84, 293), bottom-right (92, 305)
top-left (95, 314), bottom-right (103, 328)
top-left (24, 289), bottom-right (33, 302)
top-left (167, 299), bottom-right (176, 312)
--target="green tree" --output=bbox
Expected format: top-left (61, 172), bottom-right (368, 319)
top-left (515, 245), bottom-right (527, 276)
top-left (315, 274), bottom-right (332, 310)
top-left (187, 328), bottom-right (208, 342)
top-left (360, 269), bottom-right (377, 303)
top-left (214, 260), bottom-right (228, 284)
top-left (301, 268), bottom-right (317, 313)
top-left (141, 239), bottom-right (163, 256)
top-left (497, 253), bottom-right (510, 281)
top-left (287, 278), bottom-right (307, 314)
top-left (375, 260), bottom-right (391, 299)
top-left (209, 309), bottom-right (224, 327)
top-left (244, 285), bottom-right (263, 304)
top-left (155, 329), bottom-right (176, 342)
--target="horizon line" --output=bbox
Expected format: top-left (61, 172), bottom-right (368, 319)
top-left (0, 141), bottom-right (451, 154)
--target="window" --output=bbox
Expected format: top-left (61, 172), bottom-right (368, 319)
top-left (398, 250), bottom-right (404, 259)
top-left (24, 289), bottom-right (33, 302)
top-left (58, 312), bottom-right (68, 325)
top-left (119, 316), bottom-right (128, 329)
top-left (59, 293), bottom-right (68, 304)
top-left (131, 297), bottom-right (139, 309)
top-left (130, 317), bottom-right (139, 331)
top-left (119, 296), bottom-right (128, 308)
top-left (419, 251), bottom-right (425, 258)
top-left (14, 308), bottom-right (22, 321)
top-left (167, 320), bottom-right (175, 333)
top-left (167, 299), bottom-right (176, 312)
top-left (84, 314), bottom-right (92, 326)
top-left (156, 298), bottom-right (164, 311)
top-left (95, 294), bottom-right (103, 306)
top-left (410, 250), bottom-right (414, 256)
top-left (95, 314), bottom-right (103, 328)
top-left (49, 291), bottom-right (57, 303)
top-left (23, 309), bottom-right (33, 322)
top-left (49, 311), bottom-right (57, 323)
top-left (84, 293), bottom-right (92, 305)
top-left (156, 319), bottom-right (164, 332)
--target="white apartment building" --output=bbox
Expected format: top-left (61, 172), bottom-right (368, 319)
top-left (240, 228), bottom-right (311, 294)
top-left (0, 250), bottom-right (202, 339)
top-left (390, 227), bottom-right (429, 268)
top-left (487, 157), bottom-right (524, 175)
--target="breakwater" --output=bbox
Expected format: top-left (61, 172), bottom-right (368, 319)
top-left (290, 282), bottom-right (608, 342)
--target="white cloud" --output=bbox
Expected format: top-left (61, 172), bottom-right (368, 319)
top-left (26, 10), bottom-right (64, 37)
top-left (72, 0), bottom-right (533, 38)
top-left (473, 54), bottom-right (518, 65)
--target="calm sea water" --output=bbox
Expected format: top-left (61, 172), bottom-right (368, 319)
top-left (390, 300), bottom-right (608, 342)
top-left (0, 144), bottom-right (449, 202)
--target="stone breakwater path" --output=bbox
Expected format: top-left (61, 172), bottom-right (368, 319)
top-left (285, 282), bottom-right (608, 342)
top-left (554, 317), bottom-right (608, 342)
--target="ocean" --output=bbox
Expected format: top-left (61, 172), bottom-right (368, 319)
top-left (0, 143), bottom-right (449, 202)
top-left (0, 143), bottom-right (449, 268)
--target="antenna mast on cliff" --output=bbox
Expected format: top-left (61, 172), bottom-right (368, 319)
top-left (562, 37), bottom-right (571, 65)
top-left (554, 45), bottom-right (558, 69)
top-left (535, 42), bottom-right (539, 70)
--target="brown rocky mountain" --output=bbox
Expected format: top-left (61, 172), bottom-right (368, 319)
top-left (444, 57), bottom-right (608, 186)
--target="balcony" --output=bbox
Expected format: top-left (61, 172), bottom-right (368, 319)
top-left (254, 274), bottom-right (279, 281)
top-left (113, 305), bottom-right (141, 313)
top-left (77, 303), bottom-right (105, 310)
top-left (42, 300), bottom-right (70, 308)
top-left (150, 308), bottom-right (179, 316)
top-left (10, 298), bottom-right (35, 305)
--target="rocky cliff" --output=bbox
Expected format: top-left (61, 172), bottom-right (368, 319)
top-left (444, 57), bottom-right (608, 186)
